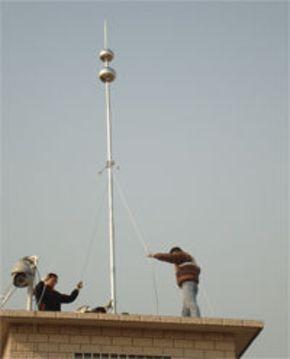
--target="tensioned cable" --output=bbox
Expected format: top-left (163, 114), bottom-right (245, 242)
top-left (199, 282), bottom-right (215, 317)
top-left (71, 182), bottom-right (106, 307)
top-left (113, 175), bottom-right (150, 255)
top-left (34, 267), bottom-right (45, 310)
top-left (113, 174), bottom-right (159, 315)
top-left (148, 260), bottom-right (160, 315)
top-left (79, 181), bottom-right (107, 281)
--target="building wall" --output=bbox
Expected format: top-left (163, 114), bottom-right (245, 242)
top-left (4, 323), bottom-right (236, 359)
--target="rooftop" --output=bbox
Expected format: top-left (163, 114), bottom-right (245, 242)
top-left (0, 310), bottom-right (263, 357)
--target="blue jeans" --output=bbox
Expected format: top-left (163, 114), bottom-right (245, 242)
top-left (181, 281), bottom-right (201, 317)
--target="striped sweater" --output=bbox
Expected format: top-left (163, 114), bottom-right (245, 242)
top-left (153, 251), bottom-right (200, 287)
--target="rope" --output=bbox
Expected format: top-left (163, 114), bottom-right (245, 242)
top-left (148, 261), bottom-right (160, 315)
top-left (113, 174), bottom-right (159, 314)
top-left (113, 176), bottom-right (150, 255)
top-left (34, 268), bottom-right (45, 310)
top-left (199, 282), bottom-right (215, 317)
top-left (79, 183), bottom-right (107, 281)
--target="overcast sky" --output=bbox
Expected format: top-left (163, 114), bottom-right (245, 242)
top-left (1, 1), bottom-right (288, 358)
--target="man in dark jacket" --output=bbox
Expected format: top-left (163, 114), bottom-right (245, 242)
top-left (34, 273), bottom-right (83, 311)
top-left (148, 247), bottom-right (201, 317)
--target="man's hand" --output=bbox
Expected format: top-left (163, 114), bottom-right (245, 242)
top-left (76, 281), bottom-right (83, 290)
top-left (147, 253), bottom-right (155, 258)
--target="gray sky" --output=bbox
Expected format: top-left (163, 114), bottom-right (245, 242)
top-left (1, 1), bottom-right (288, 358)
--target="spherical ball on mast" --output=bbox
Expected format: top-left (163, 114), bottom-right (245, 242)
top-left (99, 49), bottom-right (114, 63)
top-left (99, 66), bottom-right (116, 83)
top-left (98, 20), bottom-right (116, 84)
top-left (98, 48), bottom-right (116, 83)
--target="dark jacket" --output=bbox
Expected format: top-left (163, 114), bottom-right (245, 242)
top-left (34, 281), bottom-right (79, 311)
top-left (153, 251), bottom-right (200, 287)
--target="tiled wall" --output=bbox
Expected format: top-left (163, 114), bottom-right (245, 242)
top-left (4, 323), bottom-right (236, 359)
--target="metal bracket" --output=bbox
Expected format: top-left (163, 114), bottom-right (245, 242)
top-left (97, 161), bottom-right (120, 176)
top-left (106, 160), bottom-right (115, 168)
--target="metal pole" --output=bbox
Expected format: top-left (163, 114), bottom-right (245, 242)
top-left (99, 22), bottom-right (117, 313)
top-left (105, 81), bottom-right (117, 314)
top-left (26, 283), bottom-right (33, 311)
top-left (27, 264), bottom-right (36, 311)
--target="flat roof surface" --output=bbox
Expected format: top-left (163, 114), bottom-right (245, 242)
top-left (0, 310), bottom-right (263, 357)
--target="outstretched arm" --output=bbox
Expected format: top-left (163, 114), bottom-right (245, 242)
top-left (59, 289), bottom-right (79, 303)
top-left (148, 252), bottom-right (192, 264)
top-left (58, 282), bottom-right (83, 304)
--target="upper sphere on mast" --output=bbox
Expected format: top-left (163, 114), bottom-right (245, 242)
top-left (99, 49), bottom-right (114, 62)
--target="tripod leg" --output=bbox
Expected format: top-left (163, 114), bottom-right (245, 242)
top-left (0, 286), bottom-right (16, 309)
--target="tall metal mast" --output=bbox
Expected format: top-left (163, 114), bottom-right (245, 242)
top-left (98, 21), bottom-right (117, 314)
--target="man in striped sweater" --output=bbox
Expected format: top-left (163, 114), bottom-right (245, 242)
top-left (148, 247), bottom-right (201, 317)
